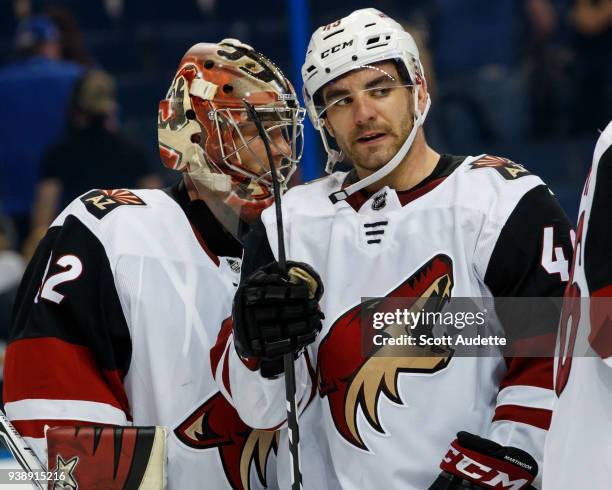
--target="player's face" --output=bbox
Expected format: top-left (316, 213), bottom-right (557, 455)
top-left (322, 62), bottom-right (413, 174)
top-left (233, 121), bottom-right (291, 176)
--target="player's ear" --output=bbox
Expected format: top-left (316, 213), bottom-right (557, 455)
top-left (417, 78), bottom-right (429, 115)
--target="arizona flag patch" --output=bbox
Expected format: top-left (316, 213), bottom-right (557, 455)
top-left (470, 155), bottom-right (531, 180)
top-left (80, 189), bottom-right (146, 219)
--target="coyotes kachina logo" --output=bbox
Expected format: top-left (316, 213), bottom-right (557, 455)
top-left (317, 254), bottom-right (454, 451)
top-left (469, 155), bottom-right (531, 180)
top-left (175, 392), bottom-right (278, 490)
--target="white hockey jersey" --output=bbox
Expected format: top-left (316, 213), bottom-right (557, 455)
top-left (543, 121), bottom-right (612, 490)
top-left (215, 154), bottom-right (573, 489)
top-left (4, 184), bottom-right (278, 490)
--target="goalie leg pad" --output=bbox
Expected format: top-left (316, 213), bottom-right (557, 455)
top-left (46, 425), bottom-right (167, 489)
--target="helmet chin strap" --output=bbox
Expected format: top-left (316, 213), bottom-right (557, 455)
top-left (328, 91), bottom-right (431, 204)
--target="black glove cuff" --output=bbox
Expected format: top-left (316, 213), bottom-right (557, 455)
top-left (259, 350), bottom-right (303, 379)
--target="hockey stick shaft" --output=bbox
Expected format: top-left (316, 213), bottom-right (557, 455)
top-left (282, 353), bottom-right (301, 490)
top-left (0, 410), bottom-right (46, 490)
top-left (244, 101), bottom-right (302, 490)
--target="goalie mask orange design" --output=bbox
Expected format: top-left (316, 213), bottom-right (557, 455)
top-left (158, 39), bottom-right (305, 223)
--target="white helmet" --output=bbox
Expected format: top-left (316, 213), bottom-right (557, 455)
top-left (302, 8), bottom-right (431, 202)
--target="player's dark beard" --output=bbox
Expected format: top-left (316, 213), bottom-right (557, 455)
top-left (343, 115), bottom-right (412, 173)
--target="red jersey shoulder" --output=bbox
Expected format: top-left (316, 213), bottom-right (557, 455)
top-left (80, 189), bottom-right (147, 219)
top-left (469, 155), bottom-right (531, 180)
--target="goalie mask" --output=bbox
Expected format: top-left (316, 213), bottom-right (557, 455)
top-left (302, 9), bottom-right (431, 203)
top-left (158, 39), bottom-right (305, 224)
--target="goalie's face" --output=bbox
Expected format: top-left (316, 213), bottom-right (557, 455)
top-left (321, 62), bottom-right (414, 175)
top-left (228, 116), bottom-right (294, 187)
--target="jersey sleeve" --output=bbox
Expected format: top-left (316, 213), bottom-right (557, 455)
top-left (210, 218), bottom-right (315, 429)
top-left (480, 184), bottom-right (574, 485)
top-left (211, 317), bottom-right (315, 430)
top-left (3, 213), bottom-right (132, 464)
top-left (583, 141), bottom-right (612, 366)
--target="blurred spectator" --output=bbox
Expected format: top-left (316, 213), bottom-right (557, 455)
top-left (0, 15), bottom-right (84, 247)
top-left (104, 0), bottom-right (124, 19)
top-left (0, 213), bottom-right (22, 405)
top-left (0, 214), bottom-right (24, 341)
top-left (197, 0), bottom-right (216, 14)
top-left (43, 4), bottom-right (94, 66)
top-left (567, 0), bottom-right (612, 133)
top-left (523, 0), bottom-right (571, 138)
top-left (24, 69), bottom-right (162, 257)
top-left (428, 0), bottom-right (531, 150)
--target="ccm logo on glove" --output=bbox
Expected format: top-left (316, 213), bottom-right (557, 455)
top-left (432, 431), bottom-right (538, 490)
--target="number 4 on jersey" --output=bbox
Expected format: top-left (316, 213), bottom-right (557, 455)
top-left (35, 254), bottom-right (83, 304)
top-left (541, 226), bottom-right (570, 281)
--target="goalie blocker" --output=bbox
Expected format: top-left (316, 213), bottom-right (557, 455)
top-left (46, 425), bottom-right (166, 489)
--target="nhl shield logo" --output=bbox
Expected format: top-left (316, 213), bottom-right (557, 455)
top-left (372, 192), bottom-right (387, 211)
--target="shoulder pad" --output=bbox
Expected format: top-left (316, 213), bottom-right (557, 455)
top-left (80, 189), bottom-right (147, 219)
top-left (303, 175), bottom-right (333, 186)
top-left (468, 155), bottom-right (531, 180)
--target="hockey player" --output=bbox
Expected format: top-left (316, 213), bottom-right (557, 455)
top-left (3, 40), bottom-right (305, 489)
top-left (543, 121), bottom-right (612, 490)
top-left (215, 9), bottom-right (574, 489)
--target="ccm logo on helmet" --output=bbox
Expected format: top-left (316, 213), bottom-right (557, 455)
top-left (321, 40), bottom-right (354, 59)
top-left (442, 447), bottom-right (528, 489)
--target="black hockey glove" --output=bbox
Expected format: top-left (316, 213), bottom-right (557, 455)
top-left (233, 260), bottom-right (324, 362)
top-left (429, 432), bottom-right (538, 490)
